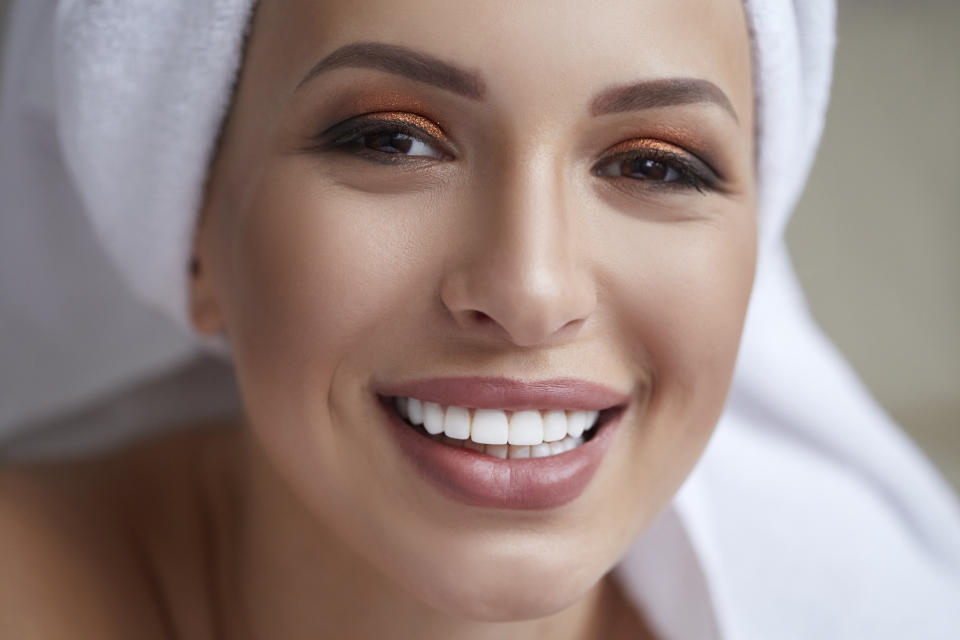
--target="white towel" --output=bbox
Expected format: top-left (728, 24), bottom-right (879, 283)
top-left (1, 0), bottom-right (958, 638)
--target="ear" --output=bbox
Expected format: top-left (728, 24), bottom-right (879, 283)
top-left (188, 216), bottom-right (227, 336)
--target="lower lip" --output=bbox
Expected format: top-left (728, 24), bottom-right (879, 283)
top-left (379, 398), bottom-right (622, 510)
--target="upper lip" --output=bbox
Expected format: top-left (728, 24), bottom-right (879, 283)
top-left (374, 376), bottom-right (630, 411)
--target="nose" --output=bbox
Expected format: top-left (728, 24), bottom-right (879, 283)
top-left (440, 158), bottom-right (597, 348)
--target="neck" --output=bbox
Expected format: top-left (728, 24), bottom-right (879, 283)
top-left (212, 428), bottom-right (636, 640)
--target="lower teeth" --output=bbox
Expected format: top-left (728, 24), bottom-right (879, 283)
top-left (429, 431), bottom-right (585, 459)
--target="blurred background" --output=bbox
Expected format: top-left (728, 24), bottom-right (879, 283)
top-left (788, 0), bottom-right (959, 490)
top-left (1, 1), bottom-right (957, 489)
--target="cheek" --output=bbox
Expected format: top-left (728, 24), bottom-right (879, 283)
top-left (603, 206), bottom-right (756, 495)
top-left (641, 220), bottom-right (754, 399)
top-left (218, 162), bottom-right (430, 435)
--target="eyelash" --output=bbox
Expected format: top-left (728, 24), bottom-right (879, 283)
top-left (313, 117), bottom-right (454, 164)
top-left (311, 115), bottom-right (718, 193)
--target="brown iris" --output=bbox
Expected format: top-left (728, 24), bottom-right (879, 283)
top-left (621, 157), bottom-right (671, 181)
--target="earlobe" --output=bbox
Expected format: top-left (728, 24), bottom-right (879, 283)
top-left (188, 243), bottom-right (226, 336)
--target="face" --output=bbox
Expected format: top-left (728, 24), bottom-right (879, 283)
top-left (192, 0), bottom-right (755, 622)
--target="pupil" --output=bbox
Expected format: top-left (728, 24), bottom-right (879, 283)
top-left (367, 132), bottom-right (413, 154)
top-left (624, 158), bottom-right (668, 181)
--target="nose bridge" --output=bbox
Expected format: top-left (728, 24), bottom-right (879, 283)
top-left (441, 148), bottom-right (596, 347)
top-left (493, 152), bottom-right (569, 294)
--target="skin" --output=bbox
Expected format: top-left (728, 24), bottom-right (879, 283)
top-left (0, 0), bottom-right (755, 638)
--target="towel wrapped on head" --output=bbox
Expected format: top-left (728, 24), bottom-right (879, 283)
top-left (0, 0), bottom-right (958, 637)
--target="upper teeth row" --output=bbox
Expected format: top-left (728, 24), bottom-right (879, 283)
top-left (395, 397), bottom-right (601, 446)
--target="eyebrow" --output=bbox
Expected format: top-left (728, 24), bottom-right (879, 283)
top-left (589, 78), bottom-right (738, 122)
top-left (296, 41), bottom-right (737, 122)
top-left (296, 42), bottom-right (486, 99)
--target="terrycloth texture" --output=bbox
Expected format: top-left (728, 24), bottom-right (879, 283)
top-left (0, 0), bottom-right (247, 441)
top-left (1, 1), bottom-right (959, 639)
top-left (55, 0), bottom-right (256, 337)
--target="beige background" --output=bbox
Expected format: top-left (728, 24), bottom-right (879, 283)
top-left (1, 1), bottom-right (957, 490)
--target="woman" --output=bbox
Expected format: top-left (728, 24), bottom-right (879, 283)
top-left (1, 0), bottom-right (958, 638)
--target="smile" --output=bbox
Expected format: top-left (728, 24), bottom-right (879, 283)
top-left (375, 377), bottom-right (629, 509)
top-left (393, 397), bottom-right (601, 459)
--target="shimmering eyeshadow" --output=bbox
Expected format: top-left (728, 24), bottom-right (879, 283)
top-left (318, 112), bottom-right (448, 146)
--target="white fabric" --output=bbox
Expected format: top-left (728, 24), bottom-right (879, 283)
top-left (1, 0), bottom-right (959, 638)
top-left (0, 0), bottom-right (238, 440)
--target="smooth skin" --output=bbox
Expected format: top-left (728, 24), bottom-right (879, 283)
top-left (0, 0), bottom-right (756, 638)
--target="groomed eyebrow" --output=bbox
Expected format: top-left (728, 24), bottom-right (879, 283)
top-left (296, 42), bottom-right (486, 99)
top-left (590, 78), bottom-right (738, 122)
top-left (296, 41), bottom-right (737, 122)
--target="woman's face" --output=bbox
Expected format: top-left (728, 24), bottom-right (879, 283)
top-left (194, 0), bottom-right (755, 621)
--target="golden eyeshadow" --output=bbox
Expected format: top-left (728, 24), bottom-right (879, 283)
top-left (362, 111), bottom-right (448, 142)
top-left (603, 138), bottom-right (687, 157)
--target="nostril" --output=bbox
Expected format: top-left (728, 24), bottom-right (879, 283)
top-left (470, 310), bottom-right (493, 324)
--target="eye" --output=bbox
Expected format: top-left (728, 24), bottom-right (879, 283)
top-left (357, 130), bottom-right (445, 159)
top-left (311, 112), bottom-right (453, 163)
top-left (595, 156), bottom-right (681, 182)
top-left (591, 141), bottom-right (717, 193)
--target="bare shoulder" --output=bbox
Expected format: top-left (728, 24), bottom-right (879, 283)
top-left (0, 424), bottom-right (238, 639)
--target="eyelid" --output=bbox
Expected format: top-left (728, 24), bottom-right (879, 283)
top-left (315, 111), bottom-right (453, 153)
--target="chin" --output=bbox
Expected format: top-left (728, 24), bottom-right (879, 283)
top-left (428, 577), bottom-right (594, 623)
top-left (402, 543), bottom-right (604, 622)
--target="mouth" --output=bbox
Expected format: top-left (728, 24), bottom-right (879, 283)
top-left (375, 377), bottom-right (629, 510)
top-left (389, 396), bottom-right (613, 459)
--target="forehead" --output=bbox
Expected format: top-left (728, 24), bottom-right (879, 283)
top-left (258, 0), bottom-right (753, 124)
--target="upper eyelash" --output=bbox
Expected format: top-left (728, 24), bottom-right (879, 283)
top-left (309, 116), bottom-right (719, 193)
top-left (593, 148), bottom-right (718, 194)
top-left (309, 116), bottom-right (452, 161)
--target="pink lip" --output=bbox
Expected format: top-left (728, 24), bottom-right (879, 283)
top-left (375, 376), bottom-right (630, 411)
top-left (374, 377), bottom-right (629, 510)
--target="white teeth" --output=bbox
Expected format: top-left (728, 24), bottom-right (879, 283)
top-left (407, 398), bottom-right (424, 425)
top-left (530, 443), bottom-right (553, 458)
top-left (542, 410), bottom-right (568, 442)
top-left (423, 402), bottom-right (444, 435)
top-left (508, 445), bottom-right (531, 459)
top-left (471, 409), bottom-right (509, 445)
top-left (508, 410), bottom-right (544, 446)
top-left (443, 406), bottom-right (472, 440)
top-left (393, 396), bottom-right (606, 455)
top-left (567, 410), bottom-right (588, 438)
top-left (486, 444), bottom-right (509, 459)
top-left (586, 411), bottom-right (599, 431)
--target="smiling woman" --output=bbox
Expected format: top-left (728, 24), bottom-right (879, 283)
top-left (1, 0), bottom-right (959, 639)
top-left (187, 2), bottom-right (754, 633)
